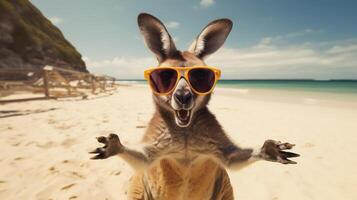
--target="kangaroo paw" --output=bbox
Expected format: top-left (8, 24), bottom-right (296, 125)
top-left (260, 140), bottom-right (300, 164)
top-left (90, 133), bottom-right (124, 159)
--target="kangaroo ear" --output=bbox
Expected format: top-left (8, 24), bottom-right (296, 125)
top-left (188, 19), bottom-right (232, 60)
top-left (138, 13), bottom-right (177, 63)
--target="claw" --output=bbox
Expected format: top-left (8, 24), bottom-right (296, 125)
top-left (89, 147), bottom-right (107, 159)
top-left (282, 158), bottom-right (297, 164)
top-left (90, 154), bottom-right (105, 160)
top-left (279, 151), bottom-right (300, 158)
top-left (89, 147), bottom-right (105, 154)
top-left (277, 156), bottom-right (297, 164)
top-left (89, 150), bottom-right (97, 154)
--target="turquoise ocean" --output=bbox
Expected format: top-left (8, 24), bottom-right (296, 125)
top-left (119, 80), bottom-right (357, 95)
top-left (217, 80), bottom-right (357, 94)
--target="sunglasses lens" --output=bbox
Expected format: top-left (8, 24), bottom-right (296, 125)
top-left (188, 68), bottom-right (215, 93)
top-left (149, 69), bottom-right (178, 93)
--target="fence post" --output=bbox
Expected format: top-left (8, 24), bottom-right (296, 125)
top-left (91, 75), bottom-right (96, 94)
top-left (42, 66), bottom-right (52, 98)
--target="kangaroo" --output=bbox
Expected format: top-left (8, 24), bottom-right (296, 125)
top-left (90, 13), bottom-right (299, 200)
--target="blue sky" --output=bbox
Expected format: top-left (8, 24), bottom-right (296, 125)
top-left (31, 0), bottom-right (357, 79)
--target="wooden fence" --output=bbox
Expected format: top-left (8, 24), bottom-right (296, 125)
top-left (0, 66), bottom-right (117, 103)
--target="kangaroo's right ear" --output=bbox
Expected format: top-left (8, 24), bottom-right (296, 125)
top-left (138, 13), bottom-right (177, 63)
top-left (188, 19), bottom-right (232, 60)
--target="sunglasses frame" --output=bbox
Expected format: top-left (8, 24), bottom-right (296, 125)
top-left (144, 66), bottom-right (221, 95)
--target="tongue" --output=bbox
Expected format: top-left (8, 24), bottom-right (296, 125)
top-left (178, 110), bottom-right (189, 120)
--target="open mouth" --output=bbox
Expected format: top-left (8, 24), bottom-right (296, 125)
top-left (175, 109), bottom-right (192, 127)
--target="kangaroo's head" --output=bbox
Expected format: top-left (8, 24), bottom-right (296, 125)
top-left (138, 13), bottom-right (232, 128)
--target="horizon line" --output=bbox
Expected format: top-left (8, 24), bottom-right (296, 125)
top-left (116, 78), bottom-right (357, 81)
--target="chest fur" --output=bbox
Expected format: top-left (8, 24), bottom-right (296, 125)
top-left (145, 156), bottom-right (221, 200)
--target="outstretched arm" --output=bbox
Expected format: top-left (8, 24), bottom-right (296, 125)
top-left (89, 133), bottom-right (151, 171)
top-left (219, 140), bottom-right (300, 171)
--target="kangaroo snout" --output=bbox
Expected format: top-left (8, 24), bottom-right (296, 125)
top-left (172, 85), bottom-right (194, 127)
top-left (174, 90), bottom-right (192, 105)
top-left (172, 78), bottom-right (194, 110)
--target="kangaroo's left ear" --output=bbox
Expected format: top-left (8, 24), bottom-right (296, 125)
top-left (188, 19), bottom-right (232, 60)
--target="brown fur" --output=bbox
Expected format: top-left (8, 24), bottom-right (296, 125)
top-left (126, 101), bottom-right (242, 200)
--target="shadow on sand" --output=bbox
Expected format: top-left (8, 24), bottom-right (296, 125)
top-left (0, 108), bottom-right (58, 118)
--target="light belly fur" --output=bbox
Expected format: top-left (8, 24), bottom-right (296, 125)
top-left (128, 156), bottom-right (233, 200)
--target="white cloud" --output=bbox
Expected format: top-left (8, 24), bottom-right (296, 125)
top-left (259, 29), bottom-right (323, 46)
top-left (285, 29), bottom-right (314, 38)
top-left (166, 21), bottom-right (180, 29)
top-left (206, 38), bottom-right (357, 79)
top-left (326, 44), bottom-right (357, 54)
top-left (48, 16), bottom-right (63, 25)
top-left (173, 37), bottom-right (180, 43)
top-left (84, 37), bottom-right (357, 80)
top-left (200, 0), bottom-right (215, 7)
top-left (85, 56), bottom-right (156, 79)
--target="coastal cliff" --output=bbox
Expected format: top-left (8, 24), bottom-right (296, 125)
top-left (0, 0), bottom-right (87, 72)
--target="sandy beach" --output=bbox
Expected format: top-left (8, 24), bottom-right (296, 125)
top-left (1, 84), bottom-right (357, 200)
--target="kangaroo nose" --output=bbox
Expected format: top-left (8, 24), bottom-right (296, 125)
top-left (174, 90), bottom-right (192, 105)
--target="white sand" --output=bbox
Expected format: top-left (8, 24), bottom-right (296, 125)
top-left (1, 85), bottom-right (357, 200)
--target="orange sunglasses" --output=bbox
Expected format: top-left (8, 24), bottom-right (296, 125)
top-left (144, 66), bottom-right (221, 95)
